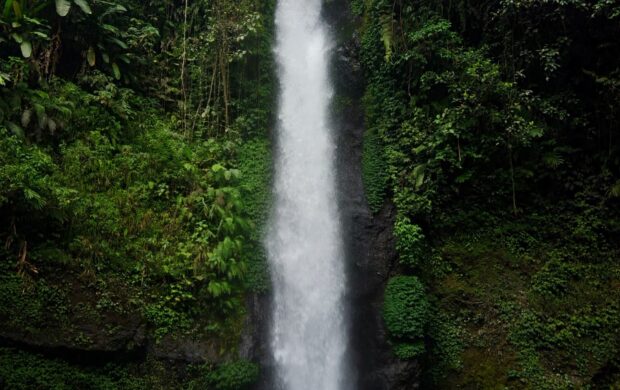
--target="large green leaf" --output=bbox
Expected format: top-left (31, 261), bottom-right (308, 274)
top-left (0, 72), bottom-right (9, 86)
top-left (32, 31), bottom-right (49, 39)
top-left (73, 0), bottom-right (91, 15)
top-left (55, 0), bottom-right (71, 16)
top-left (109, 37), bottom-right (128, 49)
top-left (610, 181), bottom-right (620, 198)
top-left (11, 32), bottom-right (23, 43)
top-left (20, 40), bottom-right (32, 58)
top-left (21, 109), bottom-right (32, 127)
top-left (6, 121), bottom-right (24, 137)
top-left (100, 4), bottom-right (126, 18)
top-left (87, 46), bottom-right (96, 66)
top-left (412, 164), bottom-right (426, 190)
top-left (111, 62), bottom-right (121, 80)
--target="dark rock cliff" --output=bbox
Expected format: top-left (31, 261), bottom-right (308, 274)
top-left (325, 0), bottom-right (421, 389)
top-left (241, 291), bottom-right (274, 389)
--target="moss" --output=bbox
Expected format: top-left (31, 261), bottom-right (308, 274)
top-left (237, 138), bottom-right (271, 230)
top-left (237, 138), bottom-right (272, 293)
top-left (361, 127), bottom-right (387, 213)
top-left (424, 213), bottom-right (620, 388)
top-left (446, 348), bottom-right (516, 389)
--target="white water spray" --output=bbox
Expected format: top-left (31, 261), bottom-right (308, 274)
top-left (267, 0), bottom-right (346, 389)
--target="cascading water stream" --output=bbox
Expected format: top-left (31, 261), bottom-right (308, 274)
top-left (267, 0), bottom-right (347, 389)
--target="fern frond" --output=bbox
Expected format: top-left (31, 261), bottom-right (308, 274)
top-left (609, 180), bottom-right (620, 198)
top-left (542, 150), bottom-right (564, 169)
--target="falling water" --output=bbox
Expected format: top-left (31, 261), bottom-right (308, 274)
top-left (267, 0), bottom-right (346, 389)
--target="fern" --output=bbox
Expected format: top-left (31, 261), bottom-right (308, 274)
top-left (542, 150), bottom-right (564, 169)
top-left (609, 180), bottom-right (620, 198)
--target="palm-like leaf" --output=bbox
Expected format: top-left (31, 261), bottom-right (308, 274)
top-left (55, 0), bottom-right (71, 16)
top-left (73, 0), bottom-right (91, 15)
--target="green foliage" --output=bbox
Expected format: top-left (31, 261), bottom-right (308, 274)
top-left (392, 341), bottom-right (425, 360)
top-left (350, 0), bottom-right (366, 17)
top-left (0, 0), bottom-right (274, 386)
top-left (0, 78), bottom-right (256, 340)
top-left (0, 128), bottom-right (58, 209)
top-left (425, 311), bottom-right (464, 382)
top-left (1, 0), bottom-right (53, 59)
top-left (383, 276), bottom-right (430, 359)
top-left (422, 204), bottom-right (620, 387)
top-left (361, 127), bottom-right (387, 212)
top-left (237, 138), bottom-right (272, 293)
top-left (530, 253), bottom-right (577, 298)
top-left (0, 347), bottom-right (257, 389)
top-left (187, 360), bottom-right (259, 390)
top-left (0, 347), bottom-right (148, 390)
top-left (144, 303), bottom-right (192, 341)
top-left (0, 274), bottom-right (69, 329)
top-left (171, 0), bottom-right (275, 137)
top-left (367, 11), bottom-right (543, 217)
top-left (393, 216), bottom-right (426, 269)
top-left (0, 59), bottom-right (74, 139)
top-left (237, 138), bottom-right (271, 230)
top-left (206, 361), bottom-right (260, 390)
top-left (0, 0), bottom-right (139, 83)
top-left (359, 1), bottom-right (620, 386)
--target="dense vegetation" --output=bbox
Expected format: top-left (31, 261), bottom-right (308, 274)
top-left (355, 0), bottom-right (620, 387)
top-left (2, 0), bottom-right (620, 388)
top-left (1, 0), bottom-right (273, 387)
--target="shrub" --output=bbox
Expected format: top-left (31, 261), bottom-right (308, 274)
top-left (383, 276), bottom-right (430, 358)
top-left (394, 216), bottom-right (427, 269)
top-left (393, 341), bottom-right (426, 359)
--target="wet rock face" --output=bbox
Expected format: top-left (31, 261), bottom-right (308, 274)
top-left (325, 1), bottom-right (421, 389)
top-left (151, 335), bottom-right (226, 363)
top-left (0, 274), bottom-right (147, 354)
top-left (0, 276), bottom-right (230, 364)
top-left (0, 310), bottom-right (145, 352)
top-left (334, 84), bottom-right (420, 390)
top-left (241, 292), bottom-right (275, 390)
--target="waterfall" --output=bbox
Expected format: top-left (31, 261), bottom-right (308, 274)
top-left (266, 0), bottom-right (347, 389)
